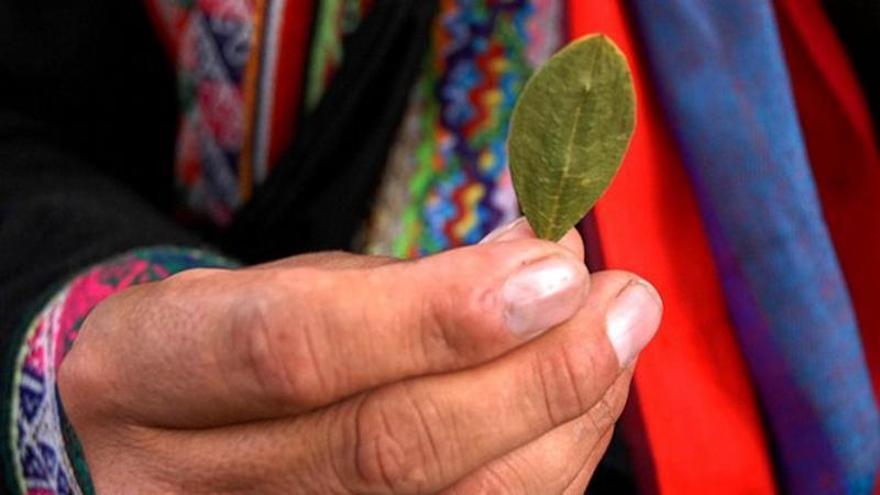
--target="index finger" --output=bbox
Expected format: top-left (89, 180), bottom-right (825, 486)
top-left (61, 237), bottom-right (590, 429)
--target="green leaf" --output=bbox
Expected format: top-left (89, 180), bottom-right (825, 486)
top-left (508, 34), bottom-right (636, 241)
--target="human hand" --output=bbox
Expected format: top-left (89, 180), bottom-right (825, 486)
top-left (58, 219), bottom-right (661, 494)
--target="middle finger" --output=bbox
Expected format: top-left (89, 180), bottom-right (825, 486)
top-left (443, 368), bottom-right (634, 494)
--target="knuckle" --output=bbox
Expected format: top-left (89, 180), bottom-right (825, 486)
top-left (229, 274), bottom-right (328, 408)
top-left (233, 293), bottom-right (292, 404)
top-left (415, 275), bottom-right (501, 370)
top-left (585, 394), bottom-right (617, 437)
top-left (586, 377), bottom-right (630, 434)
top-left (231, 278), bottom-right (330, 410)
top-left (533, 344), bottom-right (601, 426)
top-left (416, 293), bottom-right (465, 370)
top-left (348, 386), bottom-right (447, 493)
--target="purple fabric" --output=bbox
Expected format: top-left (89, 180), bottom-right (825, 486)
top-left (628, 0), bottom-right (880, 492)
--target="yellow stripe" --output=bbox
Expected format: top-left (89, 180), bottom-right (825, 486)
top-left (239, 0), bottom-right (267, 202)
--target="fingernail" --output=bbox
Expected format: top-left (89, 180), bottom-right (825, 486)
top-left (480, 217), bottom-right (530, 244)
top-left (606, 280), bottom-right (662, 366)
top-left (501, 256), bottom-right (586, 337)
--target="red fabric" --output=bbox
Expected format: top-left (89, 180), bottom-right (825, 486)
top-left (142, 0), bottom-right (187, 58)
top-left (569, 2), bottom-right (776, 493)
top-left (775, 0), bottom-right (880, 405)
top-left (267, 0), bottom-right (314, 170)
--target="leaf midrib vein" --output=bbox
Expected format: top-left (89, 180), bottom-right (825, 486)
top-left (544, 99), bottom-right (587, 232)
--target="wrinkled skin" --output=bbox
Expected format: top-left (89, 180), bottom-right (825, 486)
top-left (58, 220), bottom-right (662, 494)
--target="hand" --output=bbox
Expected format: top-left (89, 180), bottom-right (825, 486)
top-left (58, 219), bottom-right (662, 494)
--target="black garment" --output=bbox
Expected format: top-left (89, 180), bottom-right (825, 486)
top-left (0, 2), bottom-right (199, 489)
top-left (0, 0), bottom-right (196, 335)
top-left (0, 0), bottom-right (442, 336)
top-left (226, 0), bottom-right (439, 262)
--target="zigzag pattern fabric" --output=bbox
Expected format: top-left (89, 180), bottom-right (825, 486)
top-left (365, 0), bottom-right (563, 257)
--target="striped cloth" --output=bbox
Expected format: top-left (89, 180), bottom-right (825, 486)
top-left (628, 1), bottom-right (880, 492)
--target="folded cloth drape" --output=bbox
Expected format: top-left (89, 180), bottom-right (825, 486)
top-left (628, 1), bottom-right (880, 492)
top-left (571, 2), bottom-right (776, 493)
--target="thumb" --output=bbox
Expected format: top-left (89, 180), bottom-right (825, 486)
top-left (247, 236), bottom-right (590, 415)
top-left (60, 237), bottom-right (589, 428)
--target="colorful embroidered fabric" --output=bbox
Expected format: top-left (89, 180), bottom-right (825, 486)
top-left (144, 0), bottom-right (373, 226)
top-left (364, 0), bottom-right (563, 257)
top-left (145, 0), bottom-right (557, 254)
top-left (146, 0), bottom-right (315, 224)
top-left (8, 247), bottom-right (234, 495)
top-left (629, 1), bottom-right (880, 492)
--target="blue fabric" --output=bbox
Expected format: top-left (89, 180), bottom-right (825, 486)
top-left (628, 1), bottom-right (880, 492)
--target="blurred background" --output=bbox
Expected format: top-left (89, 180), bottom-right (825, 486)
top-left (1, 0), bottom-right (879, 493)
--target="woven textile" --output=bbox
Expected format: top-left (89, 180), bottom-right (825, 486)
top-left (776, 0), bottom-right (880, 402)
top-left (629, 1), bottom-right (880, 492)
top-left (146, 0), bottom-right (317, 224)
top-left (365, 0), bottom-right (564, 257)
top-left (570, 2), bottom-right (778, 493)
top-left (8, 248), bottom-right (234, 495)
